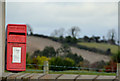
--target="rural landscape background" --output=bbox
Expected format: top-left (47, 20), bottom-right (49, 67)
top-left (6, 2), bottom-right (119, 75)
top-left (25, 26), bottom-right (119, 75)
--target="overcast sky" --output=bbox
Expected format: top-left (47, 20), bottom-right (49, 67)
top-left (6, 2), bottom-right (118, 39)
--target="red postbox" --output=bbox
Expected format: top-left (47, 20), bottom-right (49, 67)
top-left (6, 24), bottom-right (27, 71)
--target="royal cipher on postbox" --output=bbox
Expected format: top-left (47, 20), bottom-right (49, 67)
top-left (6, 24), bottom-right (27, 71)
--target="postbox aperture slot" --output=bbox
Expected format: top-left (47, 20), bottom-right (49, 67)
top-left (9, 32), bottom-right (26, 36)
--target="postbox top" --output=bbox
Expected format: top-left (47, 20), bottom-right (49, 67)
top-left (7, 24), bottom-right (27, 33)
top-left (7, 24), bottom-right (27, 43)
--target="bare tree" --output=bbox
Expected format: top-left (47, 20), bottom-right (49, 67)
top-left (27, 24), bottom-right (33, 35)
top-left (51, 29), bottom-right (58, 37)
top-left (108, 29), bottom-right (116, 40)
top-left (107, 29), bottom-right (116, 44)
top-left (58, 28), bottom-right (65, 37)
top-left (51, 28), bottom-right (65, 37)
top-left (68, 26), bottom-right (80, 38)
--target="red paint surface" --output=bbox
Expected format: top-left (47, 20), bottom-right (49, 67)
top-left (7, 24), bottom-right (27, 71)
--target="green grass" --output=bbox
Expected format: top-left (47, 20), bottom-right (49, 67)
top-left (5, 69), bottom-right (116, 76)
top-left (9, 69), bottom-right (115, 76)
top-left (78, 42), bottom-right (118, 54)
top-left (49, 71), bottom-right (116, 76)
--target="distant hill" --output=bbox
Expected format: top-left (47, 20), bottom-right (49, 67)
top-left (78, 42), bottom-right (118, 54)
top-left (27, 36), bottom-right (110, 63)
top-left (26, 36), bottom-right (110, 64)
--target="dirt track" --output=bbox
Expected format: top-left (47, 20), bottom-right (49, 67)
top-left (27, 36), bottom-right (110, 63)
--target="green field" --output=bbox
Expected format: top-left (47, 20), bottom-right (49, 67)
top-left (49, 71), bottom-right (116, 76)
top-left (5, 69), bottom-right (116, 76)
top-left (78, 42), bottom-right (118, 54)
top-left (24, 70), bottom-right (116, 76)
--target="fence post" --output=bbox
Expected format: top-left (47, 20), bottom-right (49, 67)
top-left (0, 1), bottom-right (5, 80)
top-left (44, 61), bottom-right (49, 74)
top-left (117, 63), bottom-right (120, 80)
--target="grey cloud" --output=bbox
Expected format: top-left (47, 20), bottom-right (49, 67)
top-left (6, 2), bottom-right (118, 38)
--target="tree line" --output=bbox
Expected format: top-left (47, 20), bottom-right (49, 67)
top-left (27, 24), bottom-right (118, 45)
top-left (50, 26), bottom-right (117, 45)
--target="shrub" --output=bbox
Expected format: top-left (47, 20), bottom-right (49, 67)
top-left (65, 36), bottom-right (78, 44)
top-left (106, 48), bottom-right (111, 55)
top-left (42, 46), bottom-right (56, 57)
top-left (66, 53), bottom-right (83, 65)
top-left (63, 58), bottom-right (75, 67)
top-left (26, 53), bottom-right (30, 64)
top-left (31, 46), bottom-right (56, 58)
top-left (26, 53), bottom-right (33, 69)
top-left (112, 51), bottom-right (120, 63)
top-left (50, 57), bottom-right (63, 66)
top-left (78, 60), bottom-right (90, 68)
top-left (49, 57), bottom-right (75, 71)
top-left (90, 60), bottom-right (107, 70)
top-left (36, 56), bottom-right (49, 65)
top-left (30, 56), bottom-right (49, 69)
top-left (56, 44), bottom-right (71, 56)
top-left (49, 57), bottom-right (64, 71)
top-left (105, 61), bottom-right (117, 72)
top-left (31, 50), bottom-right (42, 58)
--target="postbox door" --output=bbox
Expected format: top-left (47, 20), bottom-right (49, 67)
top-left (7, 43), bottom-right (26, 71)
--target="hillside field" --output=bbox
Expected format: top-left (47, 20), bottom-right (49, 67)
top-left (78, 42), bottom-right (118, 54)
top-left (27, 36), bottom-right (110, 64)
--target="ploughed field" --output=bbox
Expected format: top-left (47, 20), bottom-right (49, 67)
top-left (26, 36), bottom-right (110, 64)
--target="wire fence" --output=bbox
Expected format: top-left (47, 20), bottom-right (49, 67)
top-left (26, 63), bottom-right (117, 75)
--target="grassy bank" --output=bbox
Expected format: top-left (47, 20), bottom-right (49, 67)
top-left (14, 69), bottom-right (116, 76)
top-left (78, 42), bottom-right (118, 54)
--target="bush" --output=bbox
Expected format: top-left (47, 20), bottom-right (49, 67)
top-left (26, 53), bottom-right (30, 64)
top-left (65, 36), bottom-right (78, 44)
top-left (49, 57), bottom-right (64, 71)
top-left (50, 57), bottom-right (63, 66)
top-left (106, 48), bottom-right (111, 55)
top-left (29, 56), bottom-right (49, 69)
top-left (31, 50), bottom-right (42, 58)
top-left (78, 60), bottom-right (90, 68)
top-left (56, 44), bottom-right (71, 56)
top-left (36, 56), bottom-right (49, 65)
top-left (112, 51), bottom-right (120, 63)
top-left (42, 46), bottom-right (56, 57)
top-left (31, 46), bottom-right (56, 58)
top-left (26, 53), bottom-right (33, 69)
top-left (66, 53), bottom-right (83, 65)
top-left (90, 60), bottom-right (107, 70)
top-left (105, 61), bottom-right (117, 72)
top-left (57, 44), bottom-right (84, 66)
top-left (63, 58), bottom-right (75, 67)
top-left (49, 57), bottom-right (75, 71)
